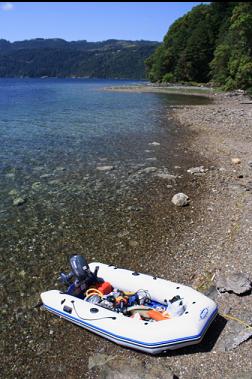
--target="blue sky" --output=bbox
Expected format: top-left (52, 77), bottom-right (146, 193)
top-left (0, 2), bottom-right (206, 42)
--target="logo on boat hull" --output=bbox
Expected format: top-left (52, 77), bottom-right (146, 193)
top-left (200, 307), bottom-right (209, 320)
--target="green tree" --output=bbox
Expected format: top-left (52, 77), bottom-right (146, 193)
top-left (211, 2), bottom-right (252, 89)
top-left (146, 2), bottom-right (251, 91)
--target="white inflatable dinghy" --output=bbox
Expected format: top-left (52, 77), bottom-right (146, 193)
top-left (41, 261), bottom-right (218, 354)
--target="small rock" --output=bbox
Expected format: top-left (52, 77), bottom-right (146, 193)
top-left (228, 183), bottom-right (245, 194)
top-left (248, 161), bottom-right (252, 168)
top-left (96, 165), bottom-right (114, 171)
top-left (89, 354), bottom-right (177, 379)
top-left (6, 173), bottom-right (15, 179)
top-left (55, 166), bottom-right (66, 171)
top-left (8, 189), bottom-right (19, 196)
top-left (245, 182), bottom-right (252, 191)
top-left (19, 270), bottom-right (26, 278)
top-left (128, 240), bottom-right (138, 248)
top-left (187, 166), bottom-right (207, 174)
top-left (148, 141), bottom-right (160, 146)
top-left (215, 272), bottom-right (251, 294)
top-left (48, 179), bottom-right (61, 185)
top-left (40, 173), bottom-right (53, 179)
top-left (231, 158), bottom-right (241, 164)
top-left (127, 205), bottom-right (144, 212)
top-left (156, 173), bottom-right (177, 182)
top-left (13, 197), bottom-right (27, 206)
top-left (117, 230), bottom-right (129, 238)
top-left (141, 167), bottom-right (157, 174)
top-left (145, 157), bottom-right (157, 161)
top-left (172, 193), bottom-right (189, 207)
top-left (88, 353), bottom-right (116, 370)
top-left (32, 182), bottom-right (42, 190)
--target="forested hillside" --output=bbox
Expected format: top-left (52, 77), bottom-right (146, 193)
top-left (0, 39), bottom-right (159, 79)
top-left (145, 2), bottom-right (252, 90)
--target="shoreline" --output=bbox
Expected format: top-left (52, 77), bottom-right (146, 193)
top-left (103, 83), bottom-right (217, 97)
top-left (165, 91), bottom-right (252, 378)
top-left (89, 89), bottom-right (252, 378)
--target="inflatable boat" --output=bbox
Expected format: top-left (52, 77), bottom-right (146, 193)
top-left (40, 257), bottom-right (218, 354)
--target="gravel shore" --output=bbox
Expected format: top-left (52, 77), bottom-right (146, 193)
top-left (164, 90), bottom-right (252, 379)
top-left (89, 90), bottom-right (252, 379)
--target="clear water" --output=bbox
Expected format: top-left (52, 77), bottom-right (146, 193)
top-left (0, 77), bottom-right (211, 272)
top-left (1, 78), bottom-right (212, 376)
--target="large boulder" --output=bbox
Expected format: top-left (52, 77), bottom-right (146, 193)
top-left (215, 272), bottom-right (251, 295)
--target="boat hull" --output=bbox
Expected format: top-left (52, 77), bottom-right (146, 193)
top-left (41, 262), bottom-right (218, 354)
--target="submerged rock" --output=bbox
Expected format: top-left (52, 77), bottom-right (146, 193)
top-left (187, 166), bottom-right (207, 174)
top-left (88, 353), bottom-right (116, 370)
top-left (13, 197), bottom-right (27, 206)
top-left (55, 166), bottom-right (66, 172)
top-left (32, 182), bottom-right (42, 190)
top-left (89, 354), bottom-right (177, 379)
top-left (145, 157), bottom-right (157, 161)
top-left (5, 173), bottom-right (15, 179)
top-left (96, 165), bottom-right (114, 171)
top-left (40, 173), bottom-right (54, 179)
top-left (172, 193), bottom-right (189, 207)
top-left (215, 272), bottom-right (251, 294)
top-left (8, 189), bottom-right (19, 196)
top-left (128, 240), bottom-right (138, 248)
top-left (156, 172), bottom-right (177, 182)
top-left (141, 167), bottom-right (157, 174)
top-left (127, 205), bottom-right (144, 212)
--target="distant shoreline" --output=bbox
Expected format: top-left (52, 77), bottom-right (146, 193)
top-left (103, 83), bottom-right (216, 97)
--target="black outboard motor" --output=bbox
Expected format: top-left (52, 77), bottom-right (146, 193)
top-left (59, 255), bottom-right (102, 295)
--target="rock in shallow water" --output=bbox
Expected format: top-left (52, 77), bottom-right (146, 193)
top-left (141, 167), bottom-right (157, 174)
top-left (155, 172), bottom-right (177, 182)
top-left (8, 189), bottom-right (19, 196)
top-left (31, 182), bottom-right (42, 190)
top-left (89, 354), bottom-right (177, 379)
top-left (96, 165), bottom-right (114, 171)
top-left (13, 197), bottom-right (27, 206)
top-left (187, 166), bottom-right (207, 174)
top-left (171, 193), bottom-right (189, 207)
top-left (215, 272), bottom-right (251, 294)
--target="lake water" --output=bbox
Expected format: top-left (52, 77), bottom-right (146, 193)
top-left (0, 78), bottom-right (211, 377)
